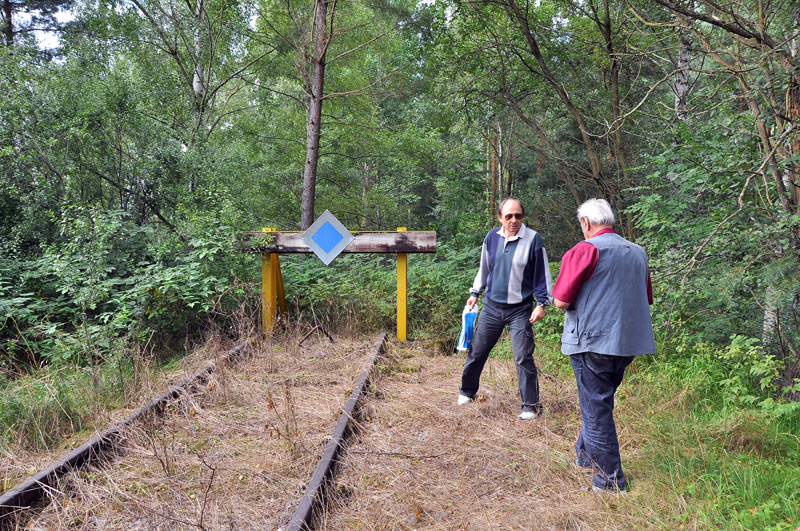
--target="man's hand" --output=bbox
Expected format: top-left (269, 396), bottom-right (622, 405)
top-left (466, 295), bottom-right (478, 309)
top-left (530, 304), bottom-right (546, 323)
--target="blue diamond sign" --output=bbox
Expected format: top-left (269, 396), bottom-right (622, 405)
top-left (301, 210), bottom-right (354, 265)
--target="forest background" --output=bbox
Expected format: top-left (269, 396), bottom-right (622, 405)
top-left (1, 0), bottom-right (800, 528)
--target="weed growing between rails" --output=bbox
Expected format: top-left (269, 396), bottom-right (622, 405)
top-left (265, 383), bottom-right (305, 455)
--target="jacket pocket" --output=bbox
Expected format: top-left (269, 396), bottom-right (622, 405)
top-left (561, 312), bottom-right (580, 345)
top-left (583, 330), bottom-right (607, 338)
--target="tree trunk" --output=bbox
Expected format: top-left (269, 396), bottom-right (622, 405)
top-left (496, 121), bottom-right (503, 200)
top-left (192, 1), bottom-right (205, 102)
top-left (668, 15), bottom-right (692, 187)
top-left (2, 0), bottom-right (13, 46)
top-left (361, 161), bottom-right (371, 227)
top-left (506, 139), bottom-right (514, 197)
top-left (674, 23), bottom-right (692, 123)
top-left (490, 133), bottom-right (498, 217)
top-left (762, 285), bottom-right (779, 353)
top-left (789, 24), bottom-right (800, 217)
top-left (484, 133), bottom-right (490, 213)
top-left (536, 112), bottom-right (544, 182)
top-left (598, 0), bottom-right (632, 236)
top-left (300, 0), bottom-right (329, 230)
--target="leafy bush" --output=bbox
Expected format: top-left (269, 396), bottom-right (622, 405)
top-left (628, 119), bottom-right (800, 394)
top-left (0, 200), bottom-right (254, 369)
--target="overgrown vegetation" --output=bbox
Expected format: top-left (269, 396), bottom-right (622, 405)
top-left (2, 0), bottom-right (800, 527)
top-left (511, 317), bottom-right (800, 530)
top-left (628, 345), bottom-right (800, 530)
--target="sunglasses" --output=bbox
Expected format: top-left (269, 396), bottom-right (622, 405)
top-left (503, 213), bottom-right (524, 220)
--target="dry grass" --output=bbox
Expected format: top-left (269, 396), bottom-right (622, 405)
top-left (317, 340), bottom-right (657, 531)
top-left (16, 331), bottom-right (377, 530)
top-left (10, 332), bottom-right (664, 530)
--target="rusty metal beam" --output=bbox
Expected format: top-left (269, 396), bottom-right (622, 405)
top-left (235, 231), bottom-right (436, 254)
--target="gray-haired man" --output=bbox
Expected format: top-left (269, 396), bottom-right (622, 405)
top-left (553, 198), bottom-right (656, 493)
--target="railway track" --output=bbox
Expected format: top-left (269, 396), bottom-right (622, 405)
top-left (0, 334), bottom-right (386, 530)
top-left (3, 335), bottom-right (656, 529)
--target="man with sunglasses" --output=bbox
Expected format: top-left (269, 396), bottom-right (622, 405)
top-left (457, 197), bottom-right (553, 420)
top-left (552, 198), bottom-right (655, 493)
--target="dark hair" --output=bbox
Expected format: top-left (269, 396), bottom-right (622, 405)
top-left (497, 197), bottom-right (525, 217)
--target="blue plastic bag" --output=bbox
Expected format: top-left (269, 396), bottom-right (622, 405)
top-left (457, 304), bottom-right (479, 351)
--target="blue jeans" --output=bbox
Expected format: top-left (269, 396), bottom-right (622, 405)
top-left (460, 300), bottom-right (540, 411)
top-left (570, 352), bottom-right (633, 491)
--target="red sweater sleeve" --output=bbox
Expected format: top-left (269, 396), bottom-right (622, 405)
top-left (552, 242), bottom-right (598, 304)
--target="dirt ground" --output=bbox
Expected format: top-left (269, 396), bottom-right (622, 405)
top-left (6, 334), bottom-right (659, 530)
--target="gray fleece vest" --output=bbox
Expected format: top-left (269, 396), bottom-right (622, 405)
top-left (561, 233), bottom-right (656, 356)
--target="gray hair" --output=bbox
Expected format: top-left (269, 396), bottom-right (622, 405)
top-left (577, 198), bottom-right (615, 226)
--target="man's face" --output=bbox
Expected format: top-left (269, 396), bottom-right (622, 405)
top-left (498, 200), bottom-right (524, 237)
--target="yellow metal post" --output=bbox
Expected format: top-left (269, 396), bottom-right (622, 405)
top-left (397, 227), bottom-right (407, 341)
top-left (261, 228), bottom-right (279, 336)
top-left (275, 255), bottom-right (287, 315)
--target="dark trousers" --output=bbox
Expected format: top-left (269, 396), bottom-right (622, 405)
top-left (570, 352), bottom-right (634, 491)
top-left (460, 300), bottom-right (540, 411)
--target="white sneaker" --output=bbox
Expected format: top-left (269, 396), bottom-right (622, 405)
top-left (517, 410), bottom-right (537, 420)
top-left (457, 394), bottom-right (472, 405)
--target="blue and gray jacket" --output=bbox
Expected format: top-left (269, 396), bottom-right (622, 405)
top-left (470, 224), bottom-right (553, 307)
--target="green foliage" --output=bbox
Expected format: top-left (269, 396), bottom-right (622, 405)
top-left (688, 335), bottom-right (800, 421)
top-left (407, 242), bottom-right (481, 337)
top-left (281, 254), bottom-right (395, 332)
top-left (1, 0), bottom-right (800, 492)
top-left (1, 198), bottom-right (253, 368)
top-left (632, 336), bottom-right (800, 530)
top-left (628, 110), bottom-right (800, 391)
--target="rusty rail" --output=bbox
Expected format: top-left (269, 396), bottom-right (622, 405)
top-left (0, 342), bottom-right (249, 527)
top-left (287, 333), bottom-right (386, 530)
top-left (0, 335), bottom-right (387, 530)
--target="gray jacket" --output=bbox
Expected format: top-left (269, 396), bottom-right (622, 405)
top-left (561, 233), bottom-right (656, 356)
